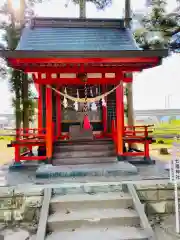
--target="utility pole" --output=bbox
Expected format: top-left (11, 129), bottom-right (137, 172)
top-left (125, 0), bottom-right (131, 28)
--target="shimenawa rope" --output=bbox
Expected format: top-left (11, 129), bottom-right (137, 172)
top-left (47, 82), bottom-right (122, 103)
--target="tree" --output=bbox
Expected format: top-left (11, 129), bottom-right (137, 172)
top-left (0, 0), bottom-right (42, 133)
top-left (71, 0), bottom-right (112, 10)
top-left (134, 0), bottom-right (180, 49)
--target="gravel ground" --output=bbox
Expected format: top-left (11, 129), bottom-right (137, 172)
top-left (153, 215), bottom-right (180, 240)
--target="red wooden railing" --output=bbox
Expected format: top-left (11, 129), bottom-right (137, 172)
top-left (9, 128), bottom-right (47, 163)
top-left (124, 125), bottom-right (153, 138)
top-left (16, 128), bottom-right (46, 139)
top-left (111, 121), bottom-right (154, 159)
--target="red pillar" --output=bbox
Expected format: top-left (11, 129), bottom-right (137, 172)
top-left (46, 86), bottom-right (53, 162)
top-left (56, 87), bottom-right (61, 140)
top-left (144, 126), bottom-right (150, 160)
top-left (111, 119), bottom-right (116, 146)
top-left (15, 129), bottom-right (20, 163)
top-left (38, 84), bottom-right (43, 130)
top-left (102, 85), bottom-right (108, 135)
top-left (116, 81), bottom-right (124, 160)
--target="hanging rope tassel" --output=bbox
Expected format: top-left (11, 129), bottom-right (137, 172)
top-left (83, 81), bottom-right (91, 130)
top-left (63, 87), bottom-right (68, 108)
top-left (102, 97), bottom-right (106, 107)
top-left (74, 89), bottom-right (79, 111)
top-left (74, 101), bottom-right (78, 111)
top-left (91, 102), bottom-right (97, 111)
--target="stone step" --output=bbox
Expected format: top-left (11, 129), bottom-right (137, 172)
top-left (54, 143), bottom-right (114, 152)
top-left (53, 149), bottom-right (115, 159)
top-left (46, 226), bottom-right (148, 240)
top-left (50, 192), bottom-right (133, 211)
top-left (47, 208), bottom-right (140, 231)
top-left (53, 182), bottom-right (124, 196)
top-left (55, 139), bottom-right (113, 146)
top-left (36, 162), bottom-right (138, 178)
top-left (53, 156), bottom-right (117, 165)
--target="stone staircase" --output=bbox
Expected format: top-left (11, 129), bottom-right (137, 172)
top-left (36, 138), bottom-right (138, 178)
top-left (53, 139), bottom-right (117, 165)
top-left (45, 184), bottom-right (151, 240)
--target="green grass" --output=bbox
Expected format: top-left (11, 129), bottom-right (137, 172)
top-left (0, 136), bottom-right (14, 141)
top-left (153, 138), bottom-right (180, 145)
top-left (150, 120), bottom-right (180, 145)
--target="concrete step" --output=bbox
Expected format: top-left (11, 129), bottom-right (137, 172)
top-left (46, 226), bottom-right (148, 240)
top-left (47, 208), bottom-right (140, 231)
top-left (54, 143), bottom-right (114, 152)
top-left (53, 149), bottom-right (115, 159)
top-left (50, 192), bottom-right (133, 211)
top-left (53, 156), bottom-right (117, 165)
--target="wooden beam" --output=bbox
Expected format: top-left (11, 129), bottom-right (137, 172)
top-left (46, 85), bottom-right (53, 161)
top-left (11, 56), bottom-right (160, 64)
top-left (56, 86), bottom-right (61, 139)
top-left (102, 84), bottom-right (108, 134)
top-left (38, 84), bottom-right (43, 129)
top-left (35, 77), bottom-right (121, 85)
top-left (24, 66), bottom-right (143, 73)
top-left (116, 81), bottom-right (124, 160)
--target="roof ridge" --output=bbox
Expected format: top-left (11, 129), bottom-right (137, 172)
top-left (30, 17), bottom-right (125, 29)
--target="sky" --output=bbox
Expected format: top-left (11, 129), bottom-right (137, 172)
top-left (0, 0), bottom-right (179, 113)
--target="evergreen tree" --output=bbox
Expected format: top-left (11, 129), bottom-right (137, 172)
top-left (72, 0), bottom-right (111, 9)
top-left (134, 0), bottom-right (179, 49)
top-left (0, 0), bottom-right (43, 131)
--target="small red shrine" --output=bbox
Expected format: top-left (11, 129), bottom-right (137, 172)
top-left (1, 17), bottom-right (168, 165)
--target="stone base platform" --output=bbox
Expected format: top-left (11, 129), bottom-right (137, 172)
top-left (36, 162), bottom-right (138, 179)
top-left (9, 161), bottom-right (43, 170)
top-left (125, 157), bottom-right (156, 165)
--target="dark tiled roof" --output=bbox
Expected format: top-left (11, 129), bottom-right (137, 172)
top-left (16, 18), bottom-right (139, 51)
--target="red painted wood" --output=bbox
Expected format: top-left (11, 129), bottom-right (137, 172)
top-left (10, 57), bottom-right (160, 64)
top-left (111, 119), bottom-right (116, 144)
top-left (17, 134), bottom-right (45, 137)
top-left (38, 84), bottom-right (43, 130)
top-left (122, 152), bottom-right (144, 157)
top-left (56, 87), bottom-right (61, 139)
top-left (116, 83), bottom-right (124, 156)
top-left (46, 85), bottom-right (53, 159)
top-left (15, 129), bottom-right (20, 163)
top-left (34, 77), bottom-right (121, 85)
top-left (16, 128), bottom-right (46, 131)
top-left (20, 156), bottom-right (47, 161)
top-left (124, 125), bottom-right (154, 128)
top-left (102, 85), bottom-right (108, 134)
top-left (24, 66), bottom-right (143, 73)
top-left (11, 142), bottom-right (45, 147)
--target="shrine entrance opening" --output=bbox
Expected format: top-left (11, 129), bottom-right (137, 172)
top-left (59, 84), bottom-right (103, 140)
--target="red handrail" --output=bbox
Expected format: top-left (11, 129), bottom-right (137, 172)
top-left (15, 128), bottom-right (46, 142)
